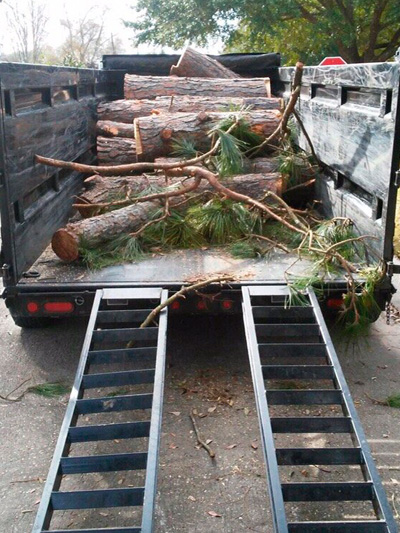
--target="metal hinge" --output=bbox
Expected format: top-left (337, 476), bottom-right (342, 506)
top-left (395, 169), bottom-right (400, 188)
top-left (0, 263), bottom-right (10, 280)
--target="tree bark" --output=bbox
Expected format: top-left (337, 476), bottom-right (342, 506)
top-left (135, 110), bottom-right (281, 160)
top-left (98, 95), bottom-right (281, 123)
top-left (96, 120), bottom-right (135, 138)
top-left (55, 172), bottom-right (283, 260)
top-left (97, 136), bottom-right (136, 165)
top-left (124, 74), bottom-right (272, 100)
top-left (170, 46), bottom-right (239, 79)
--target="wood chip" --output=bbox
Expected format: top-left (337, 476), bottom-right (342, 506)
top-left (251, 442), bottom-right (258, 450)
top-left (207, 510), bottom-right (222, 517)
top-left (226, 444), bottom-right (237, 449)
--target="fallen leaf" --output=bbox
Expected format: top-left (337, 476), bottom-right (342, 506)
top-left (198, 412), bottom-right (207, 418)
top-left (169, 443), bottom-right (178, 449)
top-left (118, 478), bottom-right (124, 485)
top-left (251, 442), bottom-right (258, 450)
top-left (188, 495), bottom-right (196, 501)
top-left (228, 400), bottom-right (234, 407)
top-left (244, 407), bottom-right (250, 416)
top-left (169, 411), bottom-right (181, 417)
top-left (208, 406), bottom-right (217, 413)
top-left (207, 510), bottom-right (222, 517)
top-left (226, 444), bottom-right (237, 450)
top-left (206, 438), bottom-right (213, 445)
top-left (192, 409), bottom-right (198, 415)
top-left (301, 469), bottom-right (309, 477)
top-left (99, 512), bottom-right (109, 517)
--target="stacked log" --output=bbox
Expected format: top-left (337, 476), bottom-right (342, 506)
top-left (98, 95), bottom-right (282, 123)
top-left (55, 171), bottom-right (284, 260)
top-left (55, 48), bottom-right (287, 262)
top-left (96, 136), bottom-right (136, 166)
top-left (170, 47), bottom-right (239, 78)
top-left (134, 110), bottom-right (281, 160)
top-left (124, 75), bottom-right (272, 100)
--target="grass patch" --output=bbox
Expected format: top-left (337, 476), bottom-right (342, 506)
top-left (386, 393), bottom-right (400, 408)
top-left (29, 382), bottom-right (70, 397)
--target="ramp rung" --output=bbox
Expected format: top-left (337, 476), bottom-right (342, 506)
top-left (93, 327), bottom-right (158, 343)
top-left (256, 324), bottom-right (321, 337)
top-left (88, 347), bottom-right (157, 365)
top-left (96, 309), bottom-right (153, 324)
top-left (82, 369), bottom-right (155, 389)
top-left (47, 527), bottom-right (142, 533)
top-left (271, 417), bottom-right (353, 433)
top-left (282, 482), bottom-right (374, 502)
top-left (267, 389), bottom-right (343, 405)
top-left (69, 421), bottom-right (152, 442)
top-left (75, 394), bottom-right (153, 415)
top-left (51, 487), bottom-right (144, 509)
top-left (259, 343), bottom-right (326, 357)
top-left (288, 521), bottom-right (388, 533)
top-left (276, 447), bottom-right (362, 465)
top-left (253, 306), bottom-right (316, 319)
top-left (262, 364), bottom-right (334, 380)
top-left (60, 452), bottom-right (148, 474)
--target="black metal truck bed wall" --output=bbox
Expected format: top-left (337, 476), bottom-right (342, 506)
top-left (0, 63), bottom-right (122, 285)
top-left (280, 63), bottom-right (400, 261)
top-left (102, 52), bottom-right (283, 94)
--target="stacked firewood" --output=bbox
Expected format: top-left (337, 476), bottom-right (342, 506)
top-left (49, 48), bottom-right (291, 263)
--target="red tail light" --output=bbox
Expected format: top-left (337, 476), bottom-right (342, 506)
top-left (327, 298), bottom-right (344, 310)
top-left (196, 299), bottom-right (207, 310)
top-left (44, 301), bottom-right (74, 313)
top-left (27, 302), bottom-right (39, 313)
top-left (170, 300), bottom-right (181, 310)
top-left (221, 300), bottom-right (233, 310)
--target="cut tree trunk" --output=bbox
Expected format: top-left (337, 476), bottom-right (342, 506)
top-left (97, 136), bottom-right (136, 165)
top-left (96, 120), bottom-right (135, 138)
top-left (55, 172), bottom-right (283, 260)
top-left (134, 110), bottom-right (281, 160)
top-left (98, 95), bottom-right (282, 123)
top-left (124, 75), bottom-right (272, 100)
top-left (170, 46), bottom-right (239, 78)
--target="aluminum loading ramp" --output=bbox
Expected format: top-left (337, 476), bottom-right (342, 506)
top-left (242, 285), bottom-right (398, 533)
top-left (32, 288), bottom-right (168, 533)
top-left (33, 285), bottom-right (397, 532)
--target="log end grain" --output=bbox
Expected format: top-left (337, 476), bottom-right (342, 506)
top-left (52, 229), bottom-right (80, 262)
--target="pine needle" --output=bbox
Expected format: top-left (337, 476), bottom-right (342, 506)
top-left (171, 136), bottom-right (199, 159)
top-left (187, 198), bottom-right (259, 244)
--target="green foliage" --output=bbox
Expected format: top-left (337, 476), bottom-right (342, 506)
top-left (29, 383), bottom-right (70, 397)
top-left (187, 198), bottom-right (259, 244)
top-left (171, 137), bottom-right (199, 159)
top-left (212, 129), bottom-right (246, 176)
top-left (277, 146), bottom-right (314, 188)
top-left (285, 274), bottom-right (324, 307)
top-left (386, 394), bottom-right (400, 408)
top-left (142, 210), bottom-right (205, 248)
top-left (125, 0), bottom-right (400, 65)
top-left (314, 219), bottom-right (360, 262)
top-left (79, 234), bottom-right (144, 270)
top-left (229, 240), bottom-right (264, 259)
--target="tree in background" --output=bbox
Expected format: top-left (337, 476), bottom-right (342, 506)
top-left (4, 0), bottom-right (48, 63)
top-left (61, 7), bottom-right (124, 68)
top-left (126, 0), bottom-right (400, 64)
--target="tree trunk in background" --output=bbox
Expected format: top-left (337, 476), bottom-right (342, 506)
top-left (170, 46), bottom-right (239, 78)
top-left (124, 74), bottom-right (272, 100)
top-left (134, 110), bottom-right (281, 160)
